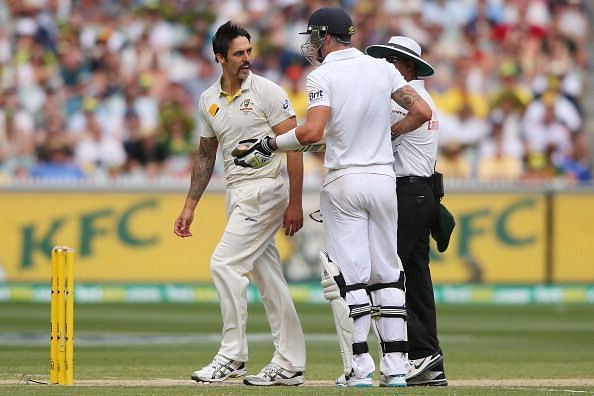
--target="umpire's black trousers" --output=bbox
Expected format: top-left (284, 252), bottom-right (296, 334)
top-left (396, 176), bottom-right (442, 360)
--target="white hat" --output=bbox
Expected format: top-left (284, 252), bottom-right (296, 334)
top-left (365, 36), bottom-right (434, 77)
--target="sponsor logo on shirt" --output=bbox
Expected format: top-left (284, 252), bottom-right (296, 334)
top-left (240, 98), bottom-right (253, 112)
top-left (282, 99), bottom-right (289, 110)
top-left (308, 89), bottom-right (324, 104)
top-left (208, 103), bottom-right (219, 117)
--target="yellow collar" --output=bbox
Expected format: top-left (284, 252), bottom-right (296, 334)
top-left (222, 89), bottom-right (242, 104)
top-left (217, 72), bottom-right (253, 103)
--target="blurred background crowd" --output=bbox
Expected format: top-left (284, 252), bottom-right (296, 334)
top-left (0, 0), bottom-right (591, 185)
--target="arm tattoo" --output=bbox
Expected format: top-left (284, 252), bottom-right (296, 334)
top-left (392, 85), bottom-right (422, 111)
top-left (187, 137), bottom-right (218, 201)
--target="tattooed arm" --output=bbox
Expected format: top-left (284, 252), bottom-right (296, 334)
top-left (390, 84), bottom-right (432, 138)
top-left (174, 137), bottom-right (218, 238)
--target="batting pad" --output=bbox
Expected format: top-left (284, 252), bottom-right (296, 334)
top-left (320, 251), bottom-right (354, 375)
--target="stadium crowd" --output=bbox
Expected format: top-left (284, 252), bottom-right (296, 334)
top-left (0, 0), bottom-right (590, 185)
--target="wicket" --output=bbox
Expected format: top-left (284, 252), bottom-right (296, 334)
top-left (50, 246), bottom-right (74, 385)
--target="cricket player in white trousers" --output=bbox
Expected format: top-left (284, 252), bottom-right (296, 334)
top-left (232, 8), bottom-right (432, 388)
top-left (174, 21), bottom-right (306, 386)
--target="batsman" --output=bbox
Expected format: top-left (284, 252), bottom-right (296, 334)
top-left (233, 7), bottom-right (433, 387)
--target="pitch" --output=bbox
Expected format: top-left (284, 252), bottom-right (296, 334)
top-left (1, 302), bottom-right (593, 394)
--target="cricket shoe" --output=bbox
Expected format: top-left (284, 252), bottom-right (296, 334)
top-left (407, 368), bottom-right (448, 386)
top-left (191, 355), bottom-right (247, 383)
top-left (335, 370), bottom-right (373, 387)
top-left (243, 362), bottom-right (304, 386)
top-left (406, 352), bottom-right (443, 382)
top-left (379, 373), bottom-right (407, 387)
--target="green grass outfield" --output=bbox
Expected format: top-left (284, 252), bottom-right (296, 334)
top-left (1, 302), bottom-right (593, 395)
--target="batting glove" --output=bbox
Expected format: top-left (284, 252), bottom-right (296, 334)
top-left (233, 137), bottom-right (275, 168)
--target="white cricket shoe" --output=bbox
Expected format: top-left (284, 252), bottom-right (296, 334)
top-left (243, 362), bottom-right (304, 386)
top-left (379, 373), bottom-right (407, 387)
top-left (335, 370), bottom-right (373, 387)
top-left (191, 355), bottom-right (247, 383)
top-left (406, 352), bottom-right (443, 381)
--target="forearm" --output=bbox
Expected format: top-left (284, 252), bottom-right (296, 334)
top-left (185, 160), bottom-right (214, 208)
top-left (270, 107), bottom-right (328, 151)
top-left (270, 124), bottom-right (321, 151)
top-left (391, 113), bottom-right (426, 138)
top-left (185, 140), bottom-right (217, 208)
top-left (286, 151), bottom-right (303, 206)
top-left (391, 84), bottom-right (432, 138)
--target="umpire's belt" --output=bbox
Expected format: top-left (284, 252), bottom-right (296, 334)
top-left (396, 176), bottom-right (432, 185)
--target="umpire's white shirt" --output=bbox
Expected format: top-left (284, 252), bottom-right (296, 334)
top-left (390, 80), bottom-right (438, 177)
top-left (199, 72), bottom-right (296, 186)
top-left (306, 48), bottom-right (406, 172)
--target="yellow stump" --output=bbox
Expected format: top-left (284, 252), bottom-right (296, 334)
top-left (50, 246), bottom-right (74, 385)
top-left (64, 249), bottom-right (74, 385)
top-left (49, 248), bottom-right (59, 384)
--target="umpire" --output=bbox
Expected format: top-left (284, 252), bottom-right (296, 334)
top-left (366, 36), bottom-right (447, 386)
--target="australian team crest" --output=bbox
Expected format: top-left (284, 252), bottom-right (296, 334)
top-left (240, 98), bottom-right (253, 112)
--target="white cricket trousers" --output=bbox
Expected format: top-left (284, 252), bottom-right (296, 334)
top-left (210, 176), bottom-right (306, 372)
top-left (320, 166), bottom-right (408, 377)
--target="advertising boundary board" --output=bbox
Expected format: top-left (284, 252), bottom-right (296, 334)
top-left (1, 184), bottom-right (593, 290)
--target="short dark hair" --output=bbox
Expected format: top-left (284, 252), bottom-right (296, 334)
top-left (331, 34), bottom-right (351, 44)
top-left (211, 21), bottom-right (251, 63)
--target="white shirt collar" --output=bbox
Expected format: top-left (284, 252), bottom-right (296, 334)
top-left (408, 79), bottom-right (425, 89)
top-left (322, 47), bottom-right (363, 64)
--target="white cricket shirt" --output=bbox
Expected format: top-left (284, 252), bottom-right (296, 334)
top-left (390, 80), bottom-right (438, 177)
top-left (199, 72), bottom-right (296, 186)
top-left (306, 48), bottom-right (406, 171)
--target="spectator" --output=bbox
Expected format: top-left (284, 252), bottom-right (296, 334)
top-left (29, 138), bottom-right (86, 180)
top-left (74, 113), bottom-right (126, 177)
top-left (0, 88), bottom-right (35, 177)
top-left (439, 102), bottom-right (490, 177)
top-left (557, 132), bottom-right (591, 183)
top-left (132, 76), bottom-right (160, 134)
top-left (523, 85), bottom-right (582, 135)
top-left (477, 118), bottom-right (524, 181)
top-left (67, 96), bottom-right (113, 140)
top-left (522, 93), bottom-right (572, 173)
top-left (159, 117), bottom-right (195, 177)
top-left (58, 45), bottom-right (88, 118)
top-left (0, 0), bottom-right (588, 183)
top-left (123, 107), bottom-right (168, 179)
top-left (437, 141), bottom-right (472, 180)
top-left (486, 90), bottom-right (525, 160)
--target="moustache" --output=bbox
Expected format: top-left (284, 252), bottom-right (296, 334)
top-left (240, 62), bottom-right (251, 69)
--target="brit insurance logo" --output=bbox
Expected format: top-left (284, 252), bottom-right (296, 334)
top-left (308, 89), bottom-right (324, 104)
top-left (240, 98), bottom-right (253, 112)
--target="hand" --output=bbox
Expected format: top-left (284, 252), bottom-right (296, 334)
top-left (283, 202), bottom-right (303, 236)
top-left (390, 126), bottom-right (401, 141)
top-left (232, 137), bottom-right (275, 168)
top-left (174, 208), bottom-right (194, 238)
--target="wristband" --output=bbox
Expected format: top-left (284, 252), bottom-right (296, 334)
top-left (275, 128), bottom-right (302, 151)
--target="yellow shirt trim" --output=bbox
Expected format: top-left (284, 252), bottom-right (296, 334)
top-left (222, 89), bottom-right (242, 104)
